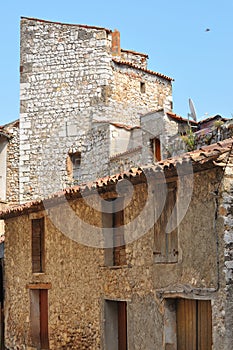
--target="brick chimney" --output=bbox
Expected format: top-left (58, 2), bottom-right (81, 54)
top-left (112, 29), bottom-right (121, 56)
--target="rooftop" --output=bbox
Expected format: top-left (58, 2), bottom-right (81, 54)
top-left (0, 138), bottom-right (232, 219)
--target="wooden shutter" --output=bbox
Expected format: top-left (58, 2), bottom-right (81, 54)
top-left (113, 200), bottom-right (125, 266)
top-left (153, 138), bottom-right (161, 162)
top-left (40, 290), bottom-right (49, 349)
top-left (154, 182), bottom-right (178, 263)
top-left (32, 218), bottom-right (44, 273)
top-left (177, 299), bottom-right (212, 350)
top-left (177, 299), bottom-right (197, 350)
top-left (118, 301), bottom-right (127, 350)
top-left (198, 300), bottom-right (212, 350)
top-left (154, 183), bottom-right (167, 262)
top-left (166, 182), bottom-right (178, 263)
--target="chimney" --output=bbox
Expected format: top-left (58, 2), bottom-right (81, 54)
top-left (112, 29), bottom-right (121, 56)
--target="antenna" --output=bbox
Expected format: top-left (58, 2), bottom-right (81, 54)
top-left (188, 98), bottom-right (197, 122)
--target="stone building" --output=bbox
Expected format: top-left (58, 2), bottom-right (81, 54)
top-left (0, 120), bottom-right (19, 207)
top-left (19, 17), bottom-right (173, 202)
top-left (1, 138), bottom-right (233, 350)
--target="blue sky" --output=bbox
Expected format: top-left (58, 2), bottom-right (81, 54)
top-left (1, 0), bottom-right (233, 124)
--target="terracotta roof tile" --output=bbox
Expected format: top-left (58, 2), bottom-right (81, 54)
top-left (1, 138), bottom-right (232, 219)
top-left (112, 59), bottom-right (174, 81)
top-left (166, 111), bottom-right (198, 124)
top-left (110, 123), bottom-right (140, 131)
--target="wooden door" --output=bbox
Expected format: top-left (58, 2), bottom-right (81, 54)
top-left (118, 301), bottom-right (127, 350)
top-left (40, 290), bottom-right (49, 349)
top-left (177, 299), bottom-right (212, 350)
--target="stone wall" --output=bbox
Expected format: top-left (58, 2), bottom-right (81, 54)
top-left (218, 150), bottom-right (233, 349)
top-left (3, 165), bottom-right (231, 349)
top-left (19, 17), bottom-right (173, 203)
top-left (5, 121), bottom-right (19, 204)
top-left (120, 49), bottom-right (148, 69)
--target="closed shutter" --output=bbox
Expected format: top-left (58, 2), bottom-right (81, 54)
top-left (32, 218), bottom-right (44, 273)
top-left (177, 299), bottom-right (212, 350)
top-left (113, 201), bottom-right (125, 266)
top-left (154, 182), bottom-right (178, 263)
top-left (40, 289), bottom-right (49, 349)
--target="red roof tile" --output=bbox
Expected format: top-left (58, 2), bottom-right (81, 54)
top-left (0, 138), bottom-right (232, 219)
top-left (166, 111), bottom-right (198, 124)
top-left (110, 123), bottom-right (140, 131)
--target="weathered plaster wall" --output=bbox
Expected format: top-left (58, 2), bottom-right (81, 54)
top-left (120, 50), bottom-right (148, 69)
top-left (4, 166), bottom-right (229, 349)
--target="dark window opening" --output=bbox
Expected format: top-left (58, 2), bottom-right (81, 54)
top-left (70, 151), bottom-right (81, 180)
top-left (140, 82), bottom-right (146, 93)
top-left (32, 218), bottom-right (45, 273)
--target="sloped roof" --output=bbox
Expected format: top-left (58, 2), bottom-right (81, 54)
top-left (0, 138), bottom-right (232, 219)
top-left (166, 112), bottom-right (198, 125)
top-left (112, 59), bottom-right (174, 81)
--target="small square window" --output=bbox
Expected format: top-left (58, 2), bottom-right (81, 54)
top-left (140, 82), bottom-right (146, 93)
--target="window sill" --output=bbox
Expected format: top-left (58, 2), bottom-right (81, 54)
top-left (99, 264), bottom-right (132, 269)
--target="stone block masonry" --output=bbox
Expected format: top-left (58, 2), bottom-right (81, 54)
top-left (19, 17), bottom-right (173, 202)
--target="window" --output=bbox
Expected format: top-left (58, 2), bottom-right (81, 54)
top-left (32, 218), bottom-right (45, 273)
top-left (102, 198), bottom-right (126, 266)
top-left (140, 81), bottom-right (146, 93)
top-left (151, 137), bottom-right (161, 162)
top-left (104, 300), bottom-right (127, 350)
top-left (30, 288), bottom-right (49, 349)
top-left (70, 151), bottom-right (81, 180)
top-left (153, 181), bottom-right (178, 263)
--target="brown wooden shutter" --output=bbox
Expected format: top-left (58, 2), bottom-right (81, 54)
top-left (177, 299), bottom-right (197, 350)
top-left (154, 183), bottom-right (167, 261)
top-left (113, 200), bottom-right (125, 266)
top-left (40, 289), bottom-right (49, 349)
top-left (177, 299), bottom-right (212, 350)
top-left (154, 182), bottom-right (178, 263)
top-left (166, 182), bottom-right (178, 262)
top-left (32, 218), bottom-right (44, 273)
top-left (118, 301), bottom-right (127, 350)
top-left (198, 300), bottom-right (212, 350)
top-left (153, 138), bottom-right (161, 162)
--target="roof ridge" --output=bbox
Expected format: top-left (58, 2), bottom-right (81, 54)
top-left (1, 138), bottom-right (232, 219)
top-left (21, 17), bottom-right (112, 33)
top-left (112, 59), bottom-right (174, 81)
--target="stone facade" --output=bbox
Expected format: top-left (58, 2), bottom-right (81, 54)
top-left (19, 17), bottom-right (173, 202)
top-left (1, 139), bottom-right (233, 349)
top-left (0, 120), bottom-right (19, 206)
